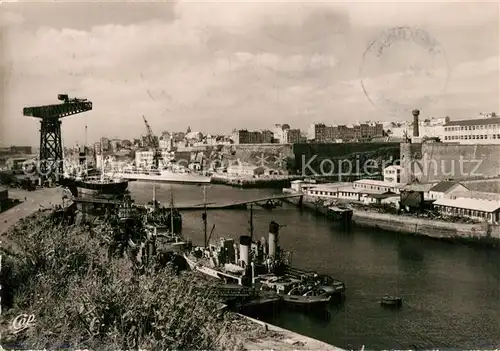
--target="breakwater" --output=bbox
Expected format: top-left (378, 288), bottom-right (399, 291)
top-left (211, 175), bottom-right (299, 189)
top-left (283, 193), bottom-right (500, 245)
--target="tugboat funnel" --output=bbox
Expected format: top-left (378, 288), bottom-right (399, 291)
top-left (268, 221), bottom-right (279, 257)
top-left (239, 235), bottom-right (251, 267)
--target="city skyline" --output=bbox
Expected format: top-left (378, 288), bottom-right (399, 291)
top-left (1, 1), bottom-right (498, 147)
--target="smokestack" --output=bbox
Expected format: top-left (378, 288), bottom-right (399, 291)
top-left (412, 109), bottom-right (420, 137)
top-left (239, 235), bottom-right (251, 267)
top-left (268, 221), bottom-right (280, 257)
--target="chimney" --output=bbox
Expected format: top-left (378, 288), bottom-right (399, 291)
top-left (268, 221), bottom-right (280, 257)
top-left (412, 109), bottom-right (420, 137)
top-left (239, 235), bottom-right (251, 267)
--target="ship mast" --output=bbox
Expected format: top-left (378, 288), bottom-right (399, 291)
top-left (203, 185), bottom-right (207, 247)
top-left (170, 187), bottom-right (175, 235)
top-left (152, 181), bottom-right (156, 207)
top-left (100, 141), bottom-right (104, 182)
top-left (249, 203), bottom-right (254, 241)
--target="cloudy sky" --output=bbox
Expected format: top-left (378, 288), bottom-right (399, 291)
top-left (0, 0), bottom-right (498, 146)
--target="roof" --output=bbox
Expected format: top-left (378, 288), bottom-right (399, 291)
top-left (366, 193), bottom-right (399, 199)
top-left (444, 117), bottom-right (500, 127)
top-left (354, 179), bottom-right (400, 187)
top-left (433, 197), bottom-right (500, 213)
top-left (400, 183), bottom-right (435, 192)
top-left (429, 181), bottom-right (468, 193)
top-left (451, 191), bottom-right (500, 201)
top-left (307, 182), bottom-right (353, 192)
top-left (0, 186), bottom-right (7, 192)
top-left (185, 132), bottom-right (203, 139)
top-left (384, 165), bottom-right (402, 170)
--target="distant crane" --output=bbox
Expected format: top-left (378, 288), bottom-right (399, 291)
top-left (23, 94), bottom-right (93, 181)
top-left (142, 115), bottom-right (162, 169)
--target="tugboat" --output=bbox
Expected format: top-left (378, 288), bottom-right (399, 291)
top-left (284, 285), bottom-right (331, 309)
top-left (381, 295), bottom-right (403, 308)
top-left (259, 275), bottom-right (331, 309)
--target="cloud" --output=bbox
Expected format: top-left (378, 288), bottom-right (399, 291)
top-left (0, 10), bottom-right (25, 27)
top-left (0, 1), bottom-right (498, 147)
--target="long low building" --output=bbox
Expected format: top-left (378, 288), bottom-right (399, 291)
top-left (305, 183), bottom-right (399, 205)
top-left (433, 197), bottom-right (500, 223)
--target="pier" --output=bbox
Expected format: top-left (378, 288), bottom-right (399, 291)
top-left (72, 193), bottom-right (304, 210)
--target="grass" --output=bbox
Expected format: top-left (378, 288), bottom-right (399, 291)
top-left (1, 211), bottom-right (272, 350)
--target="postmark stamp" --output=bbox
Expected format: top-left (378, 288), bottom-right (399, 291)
top-left (360, 26), bottom-right (450, 115)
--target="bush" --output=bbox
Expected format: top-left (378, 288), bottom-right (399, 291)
top-left (1, 213), bottom-right (249, 350)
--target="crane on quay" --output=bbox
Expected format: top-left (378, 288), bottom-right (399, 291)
top-left (23, 94), bottom-right (93, 182)
top-left (142, 115), bottom-right (163, 170)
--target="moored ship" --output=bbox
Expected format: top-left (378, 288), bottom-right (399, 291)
top-left (111, 168), bottom-right (211, 184)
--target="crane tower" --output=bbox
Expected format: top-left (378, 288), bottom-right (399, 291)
top-left (23, 94), bottom-right (93, 181)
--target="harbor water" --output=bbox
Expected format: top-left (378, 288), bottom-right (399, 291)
top-left (129, 182), bottom-right (500, 350)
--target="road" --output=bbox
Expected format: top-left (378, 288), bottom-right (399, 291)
top-left (0, 187), bottom-right (64, 236)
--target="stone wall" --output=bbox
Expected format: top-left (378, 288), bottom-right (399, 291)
top-left (292, 142), bottom-right (400, 177)
top-left (400, 143), bottom-right (500, 183)
top-left (352, 210), bottom-right (495, 240)
top-left (220, 144), bottom-right (294, 170)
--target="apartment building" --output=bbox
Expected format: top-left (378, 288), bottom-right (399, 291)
top-left (442, 117), bottom-right (500, 144)
top-left (232, 129), bottom-right (268, 144)
top-left (283, 128), bottom-right (301, 143)
top-left (308, 122), bottom-right (384, 142)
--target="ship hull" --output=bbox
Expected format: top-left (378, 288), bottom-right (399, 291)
top-left (183, 253), bottom-right (245, 284)
top-left (112, 172), bottom-right (211, 184)
top-left (58, 177), bottom-right (129, 198)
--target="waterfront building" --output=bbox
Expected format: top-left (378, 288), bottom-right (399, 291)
top-left (449, 190), bottom-right (500, 202)
top-left (428, 180), bottom-right (469, 200)
top-left (432, 197), bottom-right (500, 223)
top-left (442, 116), bottom-right (500, 144)
top-left (399, 183), bottom-right (435, 200)
top-left (134, 150), bottom-right (171, 168)
top-left (289, 179), bottom-right (317, 193)
top-left (305, 182), bottom-right (399, 205)
top-left (383, 165), bottom-right (402, 184)
top-left (226, 164), bottom-right (266, 177)
top-left (352, 179), bottom-right (401, 194)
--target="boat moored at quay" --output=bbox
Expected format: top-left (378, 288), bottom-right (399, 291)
top-left (109, 167), bottom-right (212, 184)
top-left (183, 220), bottom-right (346, 311)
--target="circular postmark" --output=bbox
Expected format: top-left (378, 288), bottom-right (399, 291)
top-left (360, 26), bottom-right (450, 115)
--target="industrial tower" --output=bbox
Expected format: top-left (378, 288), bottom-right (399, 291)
top-left (23, 94), bottom-right (93, 181)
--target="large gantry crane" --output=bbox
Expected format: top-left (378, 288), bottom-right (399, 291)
top-left (142, 115), bottom-right (162, 169)
top-left (23, 94), bottom-right (93, 181)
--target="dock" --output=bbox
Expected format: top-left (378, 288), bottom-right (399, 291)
top-left (72, 194), bottom-right (304, 210)
top-left (236, 314), bottom-right (346, 351)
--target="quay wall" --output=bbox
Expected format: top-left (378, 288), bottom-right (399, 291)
top-left (211, 174), bottom-right (300, 189)
top-left (283, 194), bottom-right (500, 243)
top-left (237, 314), bottom-right (345, 351)
top-left (352, 210), bottom-right (499, 241)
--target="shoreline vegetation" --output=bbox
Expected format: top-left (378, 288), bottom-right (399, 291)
top-left (0, 211), bottom-right (284, 350)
